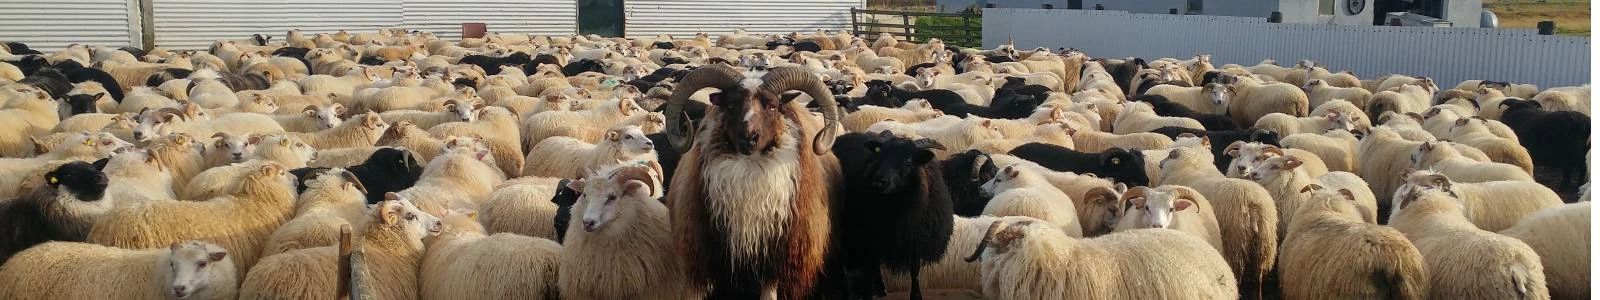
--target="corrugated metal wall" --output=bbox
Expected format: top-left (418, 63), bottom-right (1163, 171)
top-left (0, 0), bottom-right (141, 51)
top-left (982, 8), bottom-right (1591, 88)
top-left (402, 0), bottom-right (576, 41)
top-left (154, 0), bottom-right (404, 50)
top-left (624, 0), bottom-right (863, 38)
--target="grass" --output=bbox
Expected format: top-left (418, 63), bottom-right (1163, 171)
top-left (915, 15), bottom-right (983, 48)
top-left (1484, 0), bottom-right (1591, 35)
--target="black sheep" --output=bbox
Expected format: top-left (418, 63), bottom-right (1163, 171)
top-left (561, 59), bottom-right (605, 76)
top-left (859, 80), bottom-right (908, 108)
top-left (790, 41), bottom-right (822, 53)
top-left (651, 41), bottom-right (676, 50)
top-left (1499, 98), bottom-right (1591, 189)
top-left (145, 69), bottom-right (192, 87)
top-left (825, 131), bottom-right (953, 300)
top-left (117, 46), bottom-right (148, 59)
top-left (357, 55), bottom-right (388, 66)
top-left (19, 67), bottom-right (73, 99)
top-left (915, 83), bottom-right (1039, 119)
top-left (290, 148), bottom-right (424, 204)
top-left (1103, 58), bottom-right (1145, 94)
top-left (4, 55), bottom-right (49, 76)
top-left (941, 149), bottom-right (997, 217)
top-left (1152, 127), bottom-right (1281, 173)
top-left (460, 52), bottom-right (532, 76)
top-left (269, 47), bottom-right (314, 73)
top-left (4, 42), bottom-right (42, 55)
top-left (550, 178), bottom-right (580, 243)
top-left (1008, 143), bottom-right (1148, 186)
top-left (521, 54), bottom-right (561, 75)
top-left (982, 55), bottom-right (1015, 63)
top-left (1000, 77), bottom-right (1052, 102)
top-left (62, 93), bottom-right (103, 116)
top-left (1131, 94), bottom-right (1239, 131)
top-left (64, 66), bottom-right (125, 102)
top-left (0, 162), bottom-right (108, 264)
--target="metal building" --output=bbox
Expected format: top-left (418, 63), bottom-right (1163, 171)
top-left (939, 0), bottom-right (1484, 27)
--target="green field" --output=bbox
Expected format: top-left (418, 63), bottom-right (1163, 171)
top-left (1485, 0), bottom-right (1591, 35)
top-left (914, 15), bottom-right (983, 48)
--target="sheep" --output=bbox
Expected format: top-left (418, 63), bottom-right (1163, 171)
top-left (1387, 188), bottom-right (1549, 299)
top-left (1303, 78), bottom-right (1373, 109)
top-left (1253, 109), bottom-right (1359, 136)
top-left (1130, 94), bottom-right (1239, 131)
top-left (1144, 83), bottom-right (1231, 114)
top-left (1422, 104), bottom-right (1518, 142)
top-left (1222, 141), bottom-right (1329, 179)
top-left (841, 99), bottom-right (943, 132)
top-left (200, 132), bottom-right (254, 168)
top-left (396, 137), bottom-right (505, 216)
top-left (1007, 143), bottom-right (1148, 187)
top-left (559, 164), bottom-right (694, 299)
top-left (0, 89), bottom-right (60, 158)
top-left (1532, 89), bottom-right (1589, 115)
top-left (0, 161), bottom-right (112, 264)
top-left (1375, 111), bottom-right (1437, 142)
top-left (420, 209), bottom-right (562, 300)
top-left (823, 131), bottom-right (954, 299)
top-left (1112, 185), bottom-right (1224, 252)
top-left (86, 162), bottom-right (297, 281)
top-left (1499, 202), bottom-right (1590, 299)
top-left (1444, 117), bottom-right (1534, 174)
top-left (426, 106), bottom-right (524, 177)
top-left (1412, 140), bottom-right (1532, 183)
top-left (0, 132), bottom-right (128, 198)
top-left (523, 124), bottom-right (658, 178)
top-left (965, 217), bottom-right (1237, 299)
top-left (865, 115), bottom-right (1004, 159)
top-left (146, 133), bottom-right (206, 193)
top-left (973, 163), bottom-right (1084, 236)
top-left (1280, 129), bottom-right (1360, 174)
top-left (539, 111), bottom-right (666, 145)
top-left (348, 75), bottom-right (456, 113)
top-left (1499, 98), bottom-right (1591, 189)
top-left (1358, 126), bottom-right (1425, 220)
top-left (661, 65), bottom-right (842, 299)
top-left (279, 111), bottom-right (387, 149)
top-left (377, 99), bottom-right (480, 130)
top-left (1227, 75), bottom-right (1310, 127)
top-left (521, 97), bottom-right (648, 149)
top-left (262, 168), bottom-right (367, 255)
top-left (1112, 100), bottom-right (1204, 134)
top-left (238, 195), bottom-right (441, 300)
top-left (102, 148), bottom-right (176, 203)
top-left (1397, 170), bottom-right (1562, 232)
top-left (475, 176), bottom-right (564, 240)
top-left (248, 134), bottom-right (317, 169)
top-left (1367, 84), bottom-right (1433, 122)
top-left (1278, 186), bottom-right (1427, 299)
top-left (129, 106), bottom-right (286, 143)
top-left (1248, 155), bottom-right (1380, 226)
top-left (1154, 147), bottom-right (1279, 298)
top-left (966, 121), bottom-right (1077, 154)
top-left (0, 240), bottom-right (237, 300)
top-left (270, 104), bottom-right (344, 133)
top-left (879, 215), bottom-right (1037, 294)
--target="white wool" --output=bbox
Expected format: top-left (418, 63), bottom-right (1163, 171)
top-left (703, 123), bottom-right (800, 263)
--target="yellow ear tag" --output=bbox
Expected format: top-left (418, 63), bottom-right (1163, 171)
top-left (83, 139), bottom-right (95, 146)
top-left (48, 176), bottom-right (58, 184)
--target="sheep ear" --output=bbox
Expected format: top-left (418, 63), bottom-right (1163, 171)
top-left (379, 201), bottom-right (402, 225)
top-left (207, 251), bottom-right (228, 262)
top-left (1224, 141), bottom-right (1244, 157)
top-left (1003, 165), bottom-right (1019, 178)
top-left (278, 138), bottom-right (291, 147)
top-left (169, 242), bottom-right (182, 252)
top-left (1299, 184), bottom-right (1323, 193)
top-left (606, 130), bottom-right (622, 142)
top-left (247, 134), bottom-right (263, 145)
top-left (1284, 157), bottom-right (1303, 170)
top-left (1337, 189), bottom-right (1357, 202)
top-left (1454, 118), bottom-right (1468, 126)
top-left (565, 178), bottom-right (586, 192)
top-left (1174, 200), bottom-right (1192, 211)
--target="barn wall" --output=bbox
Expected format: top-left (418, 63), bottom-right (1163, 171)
top-left (149, 0), bottom-right (574, 50)
top-left (402, 0), bottom-right (576, 41)
top-left (624, 0), bottom-right (864, 39)
top-left (983, 8), bottom-right (1591, 88)
top-left (0, 0), bottom-right (142, 51)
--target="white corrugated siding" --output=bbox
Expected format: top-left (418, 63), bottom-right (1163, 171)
top-left (153, 0), bottom-right (403, 50)
top-left (624, 0), bottom-right (863, 38)
top-left (984, 8), bottom-right (1591, 88)
top-left (0, 0), bottom-right (140, 51)
top-left (402, 0), bottom-right (576, 41)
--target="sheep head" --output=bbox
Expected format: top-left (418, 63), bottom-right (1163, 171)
top-left (860, 131), bottom-right (945, 194)
top-left (964, 218), bottom-right (1036, 263)
top-left (1120, 186), bottom-right (1201, 229)
top-left (1244, 155), bottom-right (1303, 182)
top-left (166, 241), bottom-right (231, 299)
top-left (570, 164), bottom-right (658, 233)
top-left (664, 64), bottom-right (840, 156)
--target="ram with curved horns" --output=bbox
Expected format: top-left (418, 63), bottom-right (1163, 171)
top-left (663, 64), bottom-right (844, 299)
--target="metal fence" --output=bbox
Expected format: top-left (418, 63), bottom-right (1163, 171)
top-left (982, 8), bottom-right (1591, 88)
top-left (852, 8), bottom-right (982, 48)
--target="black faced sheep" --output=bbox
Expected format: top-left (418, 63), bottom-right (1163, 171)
top-left (459, 52), bottom-right (532, 76)
top-left (291, 147), bottom-right (422, 204)
top-left (1498, 98), bottom-right (1591, 189)
top-left (5, 42), bottom-right (41, 55)
top-left (0, 162), bottom-right (110, 264)
top-left (1151, 127), bottom-right (1282, 173)
top-left (550, 178), bottom-right (580, 244)
top-left (2, 55), bottom-right (47, 76)
top-left (562, 59), bottom-right (606, 77)
top-left (824, 131), bottom-right (954, 300)
top-left (1006, 143), bottom-right (1148, 187)
top-left (942, 149), bottom-right (998, 217)
top-left (662, 65), bottom-right (842, 299)
top-left (18, 67), bottom-right (73, 100)
top-left (877, 80), bottom-right (1037, 119)
top-left (63, 66), bottom-right (124, 102)
top-left (1132, 94), bottom-right (1239, 131)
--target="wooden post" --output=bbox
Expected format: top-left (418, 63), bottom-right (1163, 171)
top-left (138, 0), bottom-right (155, 51)
top-left (903, 14), bottom-right (914, 43)
top-left (337, 224), bottom-right (353, 300)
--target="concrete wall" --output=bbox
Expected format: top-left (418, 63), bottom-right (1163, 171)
top-left (1442, 0), bottom-right (1484, 27)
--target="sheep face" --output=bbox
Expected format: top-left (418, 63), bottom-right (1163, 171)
top-left (46, 161), bottom-right (109, 202)
top-left (607, 125), bottom-right (655, 154)
top-left (305, 104), bottom-right (344, 130)
top-left (1201, 83), bottom-right (1234, 107)
top-left (166, 241), bottom-right (231, 299)
top-left (1325, 111), bottom-right (1359, 132)
top-left (76, 132), bottom-right (134, 157)
top-left (1498, 98), bottom-right (1542, 112)
top-left (376, 195), bottom-right (443, 251)
top-left (1224, 142), bottom-right (1283, 178)
top-left (708, 87), bottom-right (790, 155)
top-left (132, 108), bottom-right (185, 142)
top-left (59, 93), bottom-right (103, 118)
top-left (1122, 186), bottom-right (1194, 229)
top-left (1244, 155), bottom-right (1302, 182)
top-left (860, 132), bottom-right (944, 194)
top-left (1409, 141), bottom-right (1454, 169)
top-left (442, 100), bottom-right (482, 123)
top-left (210, 133), bottom-right (253, 163)
top-left (570, 166), bottom-right (656, 232)
top-left (979, 164), bottom-right (1027, 198)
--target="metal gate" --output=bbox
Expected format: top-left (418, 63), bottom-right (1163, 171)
top-left (850, 8), bottom-right (980, 48)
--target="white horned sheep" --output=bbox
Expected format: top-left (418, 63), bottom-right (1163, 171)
top-left (521, 97), bottom-right (648, 149)
top-left (270, 104), bottom-right (345, 133)
top-left (866, 115), bottom-right (1004, 159)
top-left (965, 216), bottom-right (1238, 299)
top-left (1397, 170), bottom-right (1562, 232)
top-left (559, 164), bottom-right (694, 299)
top-left (1304, 78), bottom-right (1374, 109)
top-left (1387, 188), bottom-right (1549, 300)
top-left (1367, 84), bottom-right (1433, 122)
top-left (1112, 185), bottom-right (1224, 252)
top-left (979, 164), bottom-right (1084, 236)
top-left (0, 240), bottom-right (237, 300)
top-left (1154, 147), bottom-right (1278, 298)
top-left (281, 111), bottom-right (388, 149)
top-left (523, 124), bottom-right (659, 178)
top-left (1144, 83), bottom-right (1232, 114)
top-left (102, 148), bottom-right (176, 203)
top-left (1223, 141), bottom-right (1329, 179)
top-left (262, 168), bottom-right (368, 255)
top-left (1247, 155), bottom-right (1380, 224)
top-left (420, 209), bottom-right (562, 300)
top-left (238, 195), bottom-right (441, 300)
top-left (1278, 186), bottom-right (1427, 299)
top-left (1498, 202), bottom-right (1591, 300)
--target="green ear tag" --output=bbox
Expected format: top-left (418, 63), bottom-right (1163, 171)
top-left (48, 176), bottom-right (58, 184)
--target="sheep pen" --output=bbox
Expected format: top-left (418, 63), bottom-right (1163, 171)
top-left (0, 26), bottom-right (1588, 300)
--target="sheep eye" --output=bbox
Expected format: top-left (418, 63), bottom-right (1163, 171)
top-left (405, 214), bottom-right (416, 221)
top-left (198, 261), bottom-right (208, 268)
top-left (606, 195), bottom-right (617, 202)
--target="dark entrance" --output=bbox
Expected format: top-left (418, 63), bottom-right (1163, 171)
top-left (578, 0), bottom-right (625, 37)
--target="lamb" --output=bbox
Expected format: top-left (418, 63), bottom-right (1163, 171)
top-left (1499, 202), bottom-right (1591, 299)
top-left (1112, 185), bottom-right (1224, 252)
top-left (86, 162), bottom-right (298, 280)
top-left (1303, 78), bottom-right (1373, 109)
top-left (0, 240), bottom-right (237, 300)
top-left (824, 131), bottom-right (954, 299)
top-left (1445, 117), bottom-right (1534, 174)
top-left (865, 115), bottom-right (1004, 159)
top-left (262, 168), bottom-right (367, 255)
top-left (1278, 186), bottom-right (1427, 299)
top-left (420, 209), bottom-right (562, 300)
top-left (1498, 98), bottom-right (1591, 189)
top-left (270, 104), bottom-right (344, 133)
top-left (1397, 170), bottom-right (1562, 232)
top-left (523, 124), bottom-right (658, 178)
top-left (1007, 143), bottom-right (1148, 187)
top-left (238, 195), bottom-right (441, 300)
top-left (1387, 188), bottom-right (1549, 299)
top-left (965, 217), bottom-right (1238, 299)
top-left (560, 164), bottom-right (693, 299)
top-left (281, 111), bottom-right (388, 149)
top-left (1112, 100), bottom-right (1204, 134)
top-left (1412, 140), bottom-right (1533, 183)
top-left (0, 162), bottom-right (113, 264)
top-left (1154, 147), bottom-right (1279, 298)
top-left (1227, 75), bottom-right (1311, 127)
top-left (1252, 109), bottom-right (1360, 136)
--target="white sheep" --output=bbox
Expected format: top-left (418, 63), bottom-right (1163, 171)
top-left (1154, 147), bottom-right (1279, 298)
top-left (239, 195), bottom-right (441, 300)
top-left (420, 209), bottom-right (562, 300)
top-left (270, 104), bottom-right (345, 133)
top-left (1112, 100), bottom-right (1204, 134)
top-left (1112, 185), bottom-right (1224, 252)
top-left (521, 98), bottom-right (648, 149)
top-left (397, 138), bottom-right (505, 216)
top-left (841, 99), bottom-right (943, 132)
top-left (202, 132), bottom-right (255, 169)
top-left (281, 111), bottom-right (388, 149)
top-left (0, 240), bottom-right (237, 300)
top-left (378, 99), bottom-right (481, 130)
top-left (1532, 89), bottom-right (1590, 115)
top-left (102, 149), bottom-right (176, 203)
top-left (0, 132), bottom-right (129, 198)
top-left (1444, 117), bottom-right (1534, 175)
top-left (1252, 109), bottom-right (1359, 136)
top-left (980, 164), bottom-right (1084, 237)
top-left (1367, 84), bottom-right (1433, 122)
top-left (1279, 187), bottom-right (1427, 299)
top-left (523, 124), bottom-right (658, 178)
top-left (477, 176), bottom-right (565, 240)
top-left (427, 106), bottom-right (524, 177)
top-left (0, 89), bottom-right (60, 158)
top-left (1280, 128), bottom-right (1360, 173)
top-left (559, 164), bottom-right (694, 299)
top-left (1222, 141), bottom-right (1329, 179)
top-left (1421, 104), bottom-right (1518, 143)
top-left (1411, 140), bottom-right (1532, 183)
top-left (1227, 76), bottom-right (1310, 127)
top-left (1397, 170), bottom-right (1562, 232)
top-left (1144, 83), bottom-right (1231, 114)
top-left (1304, 78), bottom-right (1374, 109)
top-left (1248, 155), bottom-right (1380, 224)
top-left (1387, 188), bottom-right (1549, 299)
top-left (1309, 99), bottom-right (1373, 133)
top-left (866, 116), bottom-right (1004, 159)
top-left (130, 107), bottom-right (286, 143)
top-left (967, 217), bottom-right (1237, 299)
top-left (262, 168), bottom-right (368, 255)
top-left (1499, 202), bottom-right (1591, 299)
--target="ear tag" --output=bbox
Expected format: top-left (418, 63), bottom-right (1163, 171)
top-left (48, 176), bottom-right (58, 184)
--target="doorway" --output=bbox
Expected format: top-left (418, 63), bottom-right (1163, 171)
top-left (578, 0), bottom-right (625, 37)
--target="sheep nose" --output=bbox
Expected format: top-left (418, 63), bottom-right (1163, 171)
top-left (644, 140), bottom-right (655, 147)
top-left (133, 132), bottom-right (145, 140)
top-left (1151, 224), bottom-right (1164, 229)
top-left (173, 286), bottom-right (188, 297)
top-left (582, 219), bottom-right (598, 232)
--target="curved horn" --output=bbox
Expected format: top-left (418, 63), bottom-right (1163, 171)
top-left (664, 64), bottom-right (742, 152)
top-left (155, 108), bottom-right (187, 121)
top-left (340, 169), bottom-right (369, 195)
top-left (970, 154), bottom-right (990, 181)
top-left (758, 67), bottom-right (840, 155)
top-left (1261, 146), bottom-right (1285, 157)
top-left (1118, 186), bottom-right (1151, 211)
top-left (1169, 186), bottom-right (1206, 210)
top-left (964, 220), bottom-right (1006, 263)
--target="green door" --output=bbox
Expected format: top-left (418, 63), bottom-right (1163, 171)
top-left (578, 0), bottom-right (625, 37)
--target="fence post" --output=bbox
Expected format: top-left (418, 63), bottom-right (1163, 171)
top-left (1537, 21), bottom-right (1555, 35)
top-left (850, 8), bottom-right (860, 38)
top-left (903, 14), bottom-right (914, 42)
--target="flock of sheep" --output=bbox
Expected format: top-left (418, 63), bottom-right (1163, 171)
top-left (0, 26), bottom-right (1589, 300)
